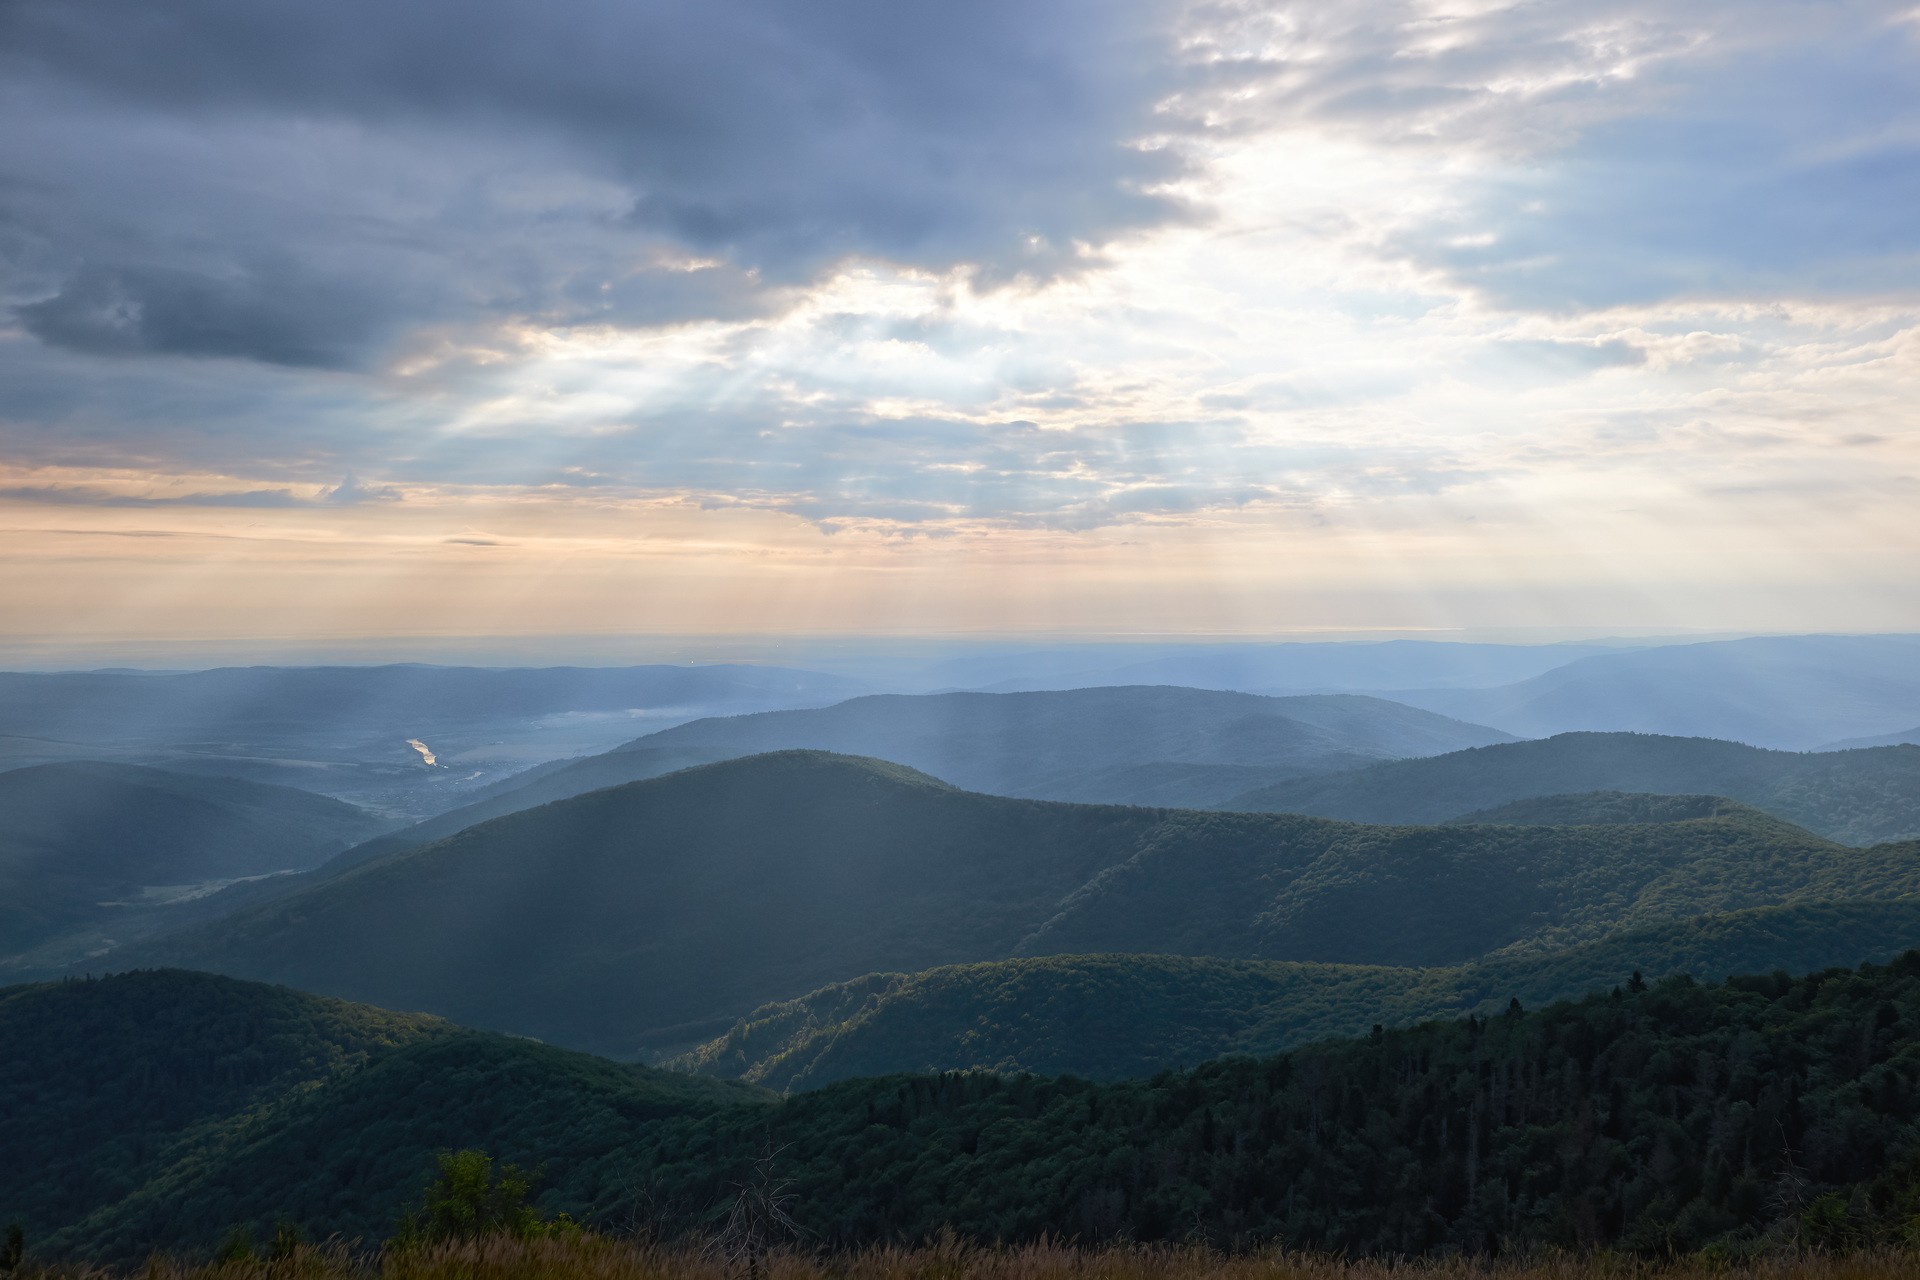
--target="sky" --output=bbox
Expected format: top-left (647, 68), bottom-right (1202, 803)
top-left (2, 0), bottom-right (1918, 654)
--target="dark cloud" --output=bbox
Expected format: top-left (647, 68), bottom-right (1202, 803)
top-left (0, 0), bottom-right (1188, 366)
top-left (17, 262), bottom-right (386, 367)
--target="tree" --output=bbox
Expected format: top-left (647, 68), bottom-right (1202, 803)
top-left (391, 1150), bottom-right (574, 1247)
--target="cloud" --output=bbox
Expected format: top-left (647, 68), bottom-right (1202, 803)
top-left (323, 474), bottom-right (401, 505)
top-left (1, 0), bottom-right (1916, 545)
top-left (18, 262), bottom-right (386, 368)
top-left (1177, 1), bottom-right (1920, 309)
top-left (0, 0), bottom-right (1190, 368)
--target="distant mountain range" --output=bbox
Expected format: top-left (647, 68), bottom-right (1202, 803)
top-left (109, 752), bottom-right (1920, 1057)
top-left (0, 663), bottom-right (867, 745)
top-left (919, 638), bottom-right (1625, 694)
top-left (624, 685), bottom-right (1515, 804)
top-left (1386, 634), bottom-right (1920, 748)
top-left (0, 663), bottom-right (870, 820)
top-left (1224, 731), bottom-right (1920, 846)
top-left (1827, 725), bottom-right (1920, 749)
top-left (0, 762), bottom-right (391, 973)
top-left (256, 684), bottom-right (1516, 885)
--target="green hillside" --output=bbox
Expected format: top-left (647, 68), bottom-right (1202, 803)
top-left (0, 761), bottom-right (393, 973)
top-left (111, 753), bottom-right (1920, 1056)
top-left (1013, 803), bottom-right (1918, 966)
top-left (110, 753), bottom-right (1169, 1055)
top-left (678, 899), bottom-right (1920, 1090)
top-left (24, 956), bottom-right (1920, 1259)
top-left (1225, 732), bottom-right (1920, 846)
top-left (0, 970), bottom-right (762, 1262)
top-left (0, 970), bottom-right (455, 1254)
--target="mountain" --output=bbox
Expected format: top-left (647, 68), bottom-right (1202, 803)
top-left (1386, 634), bottom-right (1920, 748)
top-left (111, 752), bottom-right (1920, 1056)
top-left (291, 744), bottom-right (741, 877)
top-left (19, 957), bottom-right (1920, 1259)
top-left (0, 970), bottom-right (758, 1261)
top-left (621, 686), bottom-right (1516, 804)
top-left (1224, 732), bottom-right (1920, 847)
top-left (681, 899), bottom-right (1920, 1090)
top-left (0, 762), bottom-right (392, 973)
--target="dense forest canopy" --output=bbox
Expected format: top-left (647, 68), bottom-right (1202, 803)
top-left (14, 958), bottom-right (1920, 1261)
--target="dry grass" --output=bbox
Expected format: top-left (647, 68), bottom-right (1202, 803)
top-left (14, 1237), bottom-right (1920, 1280)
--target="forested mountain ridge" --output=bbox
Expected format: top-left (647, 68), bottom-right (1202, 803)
top-left (678, 899), bottom-right (1920, 1090)
top-left (20, 957), bottom-right (1920, 1259)
top-left (105, 752), bottom-right (1920, 1057)
top-left (1225, 732), bottom-right (1920, 846)
top-left (1445, 791), bottom-right (1751, 826)
top-left (0, 762), bottom-right (392, 973)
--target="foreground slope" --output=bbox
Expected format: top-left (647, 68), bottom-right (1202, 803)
top-left (0, 761), bottom-right (392, 970)
top-left (0, 970), bottom-right (759, 1262)
top-left (24, 956), bottom-right (1920, 1258)
top-left (681, 899), bottom-right (1920, 1089)
top-left (624, 686), bottom-right (1516, 805)
top-left (116, 753), bottom-right (1920, 1055)
top-left (1226, 732), bottom-right (1920, 846)
top-left (0, 970), bottom-right (454, 1253)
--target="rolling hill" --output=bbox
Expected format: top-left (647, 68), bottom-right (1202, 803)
top-left (679, 898), bottom-right (1920, 1090)
top-left (619, 686), bottom-right (1516, 805)
top-left (1387, 633), bottom-right (1920, 748)
top-left (1224, 732), bottom-right (1920, 846)
top-left (18, 957), bottom-right (1920, 1259)
top-left (195, 685), bottom-right (1520, 913)
top-left (0, 761), bottom-right (392, 972)
top-left (109, 752), bottom-right (1920, 1057)
top-left (0, 970), bottom-right (759, 1261)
